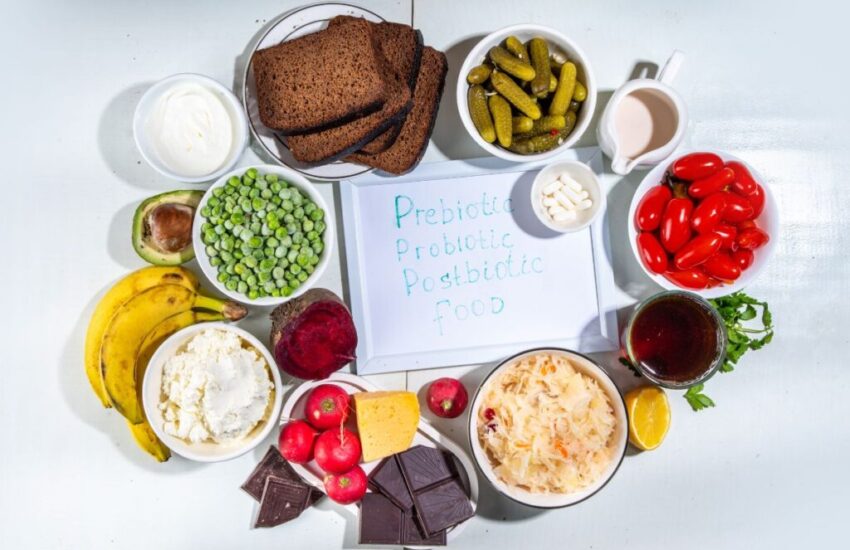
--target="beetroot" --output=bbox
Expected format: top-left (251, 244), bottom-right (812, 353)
top-left (270, 289), bottom-right (358, 380)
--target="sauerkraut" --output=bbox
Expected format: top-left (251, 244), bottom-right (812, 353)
top-left (477, 353), bottom-right (617, 493)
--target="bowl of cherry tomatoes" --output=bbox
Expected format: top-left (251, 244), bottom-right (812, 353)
top-left (628, 151), bottom-right (778, 298)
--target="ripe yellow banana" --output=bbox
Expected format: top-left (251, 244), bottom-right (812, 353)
top-left (101, 284), bottom-right (247, 423)
top-left (127, 420), bottom-right (170, 462)
top-left (84, 267), bottom-right (199, 407)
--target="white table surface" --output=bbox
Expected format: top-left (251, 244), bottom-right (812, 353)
top-left (1, 0), bottom-right (848, 548)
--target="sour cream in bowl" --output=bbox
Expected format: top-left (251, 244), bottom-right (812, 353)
top-left (134, 74), bottom-right (248, 183)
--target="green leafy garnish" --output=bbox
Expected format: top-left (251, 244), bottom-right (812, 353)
top-left (684, 384), bottom-right (715, 411)
top-left (708, 291), bottom-right (774, 375)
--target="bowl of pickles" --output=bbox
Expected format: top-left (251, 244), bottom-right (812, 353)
top-left (457, 24), bottom-right (596, 162)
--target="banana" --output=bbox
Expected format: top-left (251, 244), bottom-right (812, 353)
top-left (134, 310), bottom-right (225, 391)
top-left (84, 267), bottom-right (199, 407)
top-left (127, 420), bottom-right (170, 462)
top-left (101, 284), bottom-right (247, 423)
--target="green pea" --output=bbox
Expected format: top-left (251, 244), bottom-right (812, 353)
top-left (250, 221), bottom-right (261, 234)
top-left (294, 207), bottom-right (305, 220)
top-left (225, 279), bottom-right (238, 291)
top-left (252, 198), bottom-right (265, 211)
top-left (246, 168), bottom-right (258, 179)
top-left (270, 181), bottom-right (282, 193)
top-left (274, 246), bottom-right (287, 258)
top-left (272, 266), bottom-right (285, 279)
top-left (233, 250), bottom-right (244, 260)
top-left (234, 263), bottom-right (245, 275)
top-left (228, 176), bottom-right (240, 187)
top-left (260, 258), bottom-right (276, 272)
top-left (208, 196), bottom-right (220, 208)
top-left (238, 185), bottom-right (250, 197)
top-left (225, 263), bottom-right (235, 274)
top-left (282, 286), bottom-right (293, 297)
top-left (287, 250), bottom-right (298, 263)
top-left (280, 189), bottom-right (292, 200)
top-left (201, 206), bottom-right (212, 217)
top-left (310, 208), bottom-right (324, 221)
top-left (259, 272), bottom-right (271, 283)
top-left (304, 202), bottom-right (316, 214)
top-left (282, 199), bottom-right (294, 212)
top-left (292, 232), bottom-right (304, 244)
top-left (302, 219), bottom-right (314, 232)
top-left (297, 271), bottom-right (308, 282)
top-left (306, 230), bottom-right (318, 241)
top-left (248, 236), bottom-right (262, 248)
top-left (278, 258), bottom-right (290, 269)
top-left (296, 254), bottom-right (309, 267)
top-left (305, 264), bottom-right (315, 274)
top-left (217, 272), bottom-right (229, 283)
top-left (290, 264), bottom-right (302, 275)
top-left (246, 274), bottom-right (258, 286)
top-left (283, 213), bottom-right (295, 224)
top-left (275, 226), bottom-right (288, 239)
top-left (248, 289), bottom-right (259, 300)
top-left (309, 255), bottom-right (319, 266)
top-left (210, 256), bottom-right (222, 267)
top-left (214, 224), bottom-right (225, 235)
top-left (220, 250), bottom-right (233, 262)
top-left (224, 219), bottom-right (234, 230)
top-left (312, 242), bottom-right (324, 255)
top-left (237, 281), bottom-right (248, 294)
top-left (289, 279), bottom-right (301, 290)
top-left (206, 245), bottom-right (218, 257)
top-left (252, 249), bottom-right (264, 261)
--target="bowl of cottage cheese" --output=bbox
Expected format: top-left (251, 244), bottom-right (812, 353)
top-left (142, 323), bottom-right (283, 462)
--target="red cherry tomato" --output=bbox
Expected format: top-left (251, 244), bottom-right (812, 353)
top-left (688, 167), bottom-right (735, 198)
top-left (731, 249), bottom-right (754, 271)
top-left (723, 192), bottom-right (755, 223)
top-left (727, 161), bottom-right (758, 195)
top-left (691, 193), bottom-right (727, 234)
top-left (660, 198), bottom-right (694, 253)
top-left (702, 252), bottom-right (742, 281)
top-left (664, 268), bottom-right (710, 290)
top-left (634, 185), bottom-right (672, 231)
top-left (673, 233), bottom-right (723, 270)
top-left (713, 223), bottom-right (738, 250)
top-left (636, 232), bottom-right (669, 274)
top-left (736, 220), bottom-right (756, 230)
top-left (746, 184), bottom-right (766, 217)
top-left (737, 227), bottom-right (770, 250)
top-left (670, 152), bottom-right (724, 181)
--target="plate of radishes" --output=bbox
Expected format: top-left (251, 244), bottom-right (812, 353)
top-left (278, 372), bottom-right (479, 543)
top-left (628, 150), bottom-right (779, 298)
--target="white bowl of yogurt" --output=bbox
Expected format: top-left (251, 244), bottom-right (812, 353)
top-left (141, 323), bottom-right (283, 462)
top-left (134, 74), bottom-right (249, 183)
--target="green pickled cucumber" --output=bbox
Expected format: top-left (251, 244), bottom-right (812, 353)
top-left (528, 38), bottom-right (552, 98)
top-left (512, 116), bottom-right (534, 134)
top-left (563, 110), bottom-right (577, 135)
top-left (549, 74), bottom-right (558, 93)
top-left (508, 133), bottom-right (564, 155)
top-left (549, 61), bottom-right (577, 116)
top-left (505, 36), bottom-right (529, 62)
top-left (528, 115), bottom-right (566, 135)
top-left (488, 95), bottom-right (513, 148)
top-left (466, 64), bottom-right (492, 85)
top-left (491, 71), bottom-right (541, 119)
top-left (488, 46), bottom-right (536, 82)
top-left (468, 85), bottom-right (495, 143)
top-left (573, 81), bottom-right (588, 102)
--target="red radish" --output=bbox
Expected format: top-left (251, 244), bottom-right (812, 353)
top-left (270, 289), bottom-right (358, 380)
top-left (279, 420), bottom-right (317, 464)
top-left (323, 465), bottom-right (367, 504)
top-left (305, 384), bottom-right (350, 429)
top-left (427, 378), bottom-right (469, 419)
top-left (314, 428), bottom-right (361, 474)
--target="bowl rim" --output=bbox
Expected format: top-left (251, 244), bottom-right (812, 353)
top-left (530, 160), bottom-right (606, 233)
top-left (133, 72), bottom-right (249, 183)
top-left (141, 322), bottom-right (283, 463)
top-left (627, 149), bottom-right (779, 298)
top-left (456, 23), bottom-right (597, 163)
top-left (192, 163), bottom-right (335, 306)
top-left (467, 347), bottom-right (628, 509)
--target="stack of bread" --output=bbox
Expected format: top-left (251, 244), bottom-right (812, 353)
top-left (252, 16), bottom-right (447, 175)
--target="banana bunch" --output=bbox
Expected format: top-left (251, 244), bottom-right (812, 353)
top-left (85, 266), bottom-right (248, 461)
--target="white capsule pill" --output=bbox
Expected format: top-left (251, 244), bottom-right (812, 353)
top-left (577, 199), bottom-right (593, 210)
top-left (548, 205), bottom-right (566, 216)
top-left (560, 175), bottom-right (584, 193)
top-left (579, 189), bottom-right (589, 199)
top-left (554, 191), bottom-right (576, 210)
top-left (553, 210), bottom-right (577, 222)
top-left (562, 185), bottom-right (584, 203)
top-left (542, 196), bottom-right (558, 207)
top-left (542, 180), bottom-right (562, 195)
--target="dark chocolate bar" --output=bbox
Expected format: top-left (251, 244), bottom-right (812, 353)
top-left (358, 493), bottom-right (447, 546)
top-left (369, 456), bottom-right (414, 511)
top-left (254, 476), bottom-right (311, 528)
top-left (241, 446), bottom-right (323, 505)
top-left (398, 445), bottom-right (457, 492)
top-left (413, 479), bottom-right (474, 536)
top-left (403, 510), bottom-right (447, 546)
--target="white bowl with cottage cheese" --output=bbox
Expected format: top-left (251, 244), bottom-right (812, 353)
top-left (141, 323), bottom-right (282, 462)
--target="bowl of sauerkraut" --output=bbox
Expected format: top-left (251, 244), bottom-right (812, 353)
top-left (469, 349), bottom-right (627, 508)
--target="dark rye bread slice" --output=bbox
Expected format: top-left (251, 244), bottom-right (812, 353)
top-left (284, 24), bottom-right (414, 164)
top-left (252, 18), bottom-right (387, 135)
top-left (347, 47), bottom-right (447, 175)
top-left (328, 17), bottom-right (424, 155)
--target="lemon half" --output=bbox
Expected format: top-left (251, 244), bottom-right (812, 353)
top-left (625, 386), bottom-right (671, 451)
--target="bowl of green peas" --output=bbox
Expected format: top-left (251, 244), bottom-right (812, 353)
top-left (193, 165), bottom-right (333, 305)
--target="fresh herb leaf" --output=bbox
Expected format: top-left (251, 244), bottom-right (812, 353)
top-left (740, 304), bottom-right (757, 321)
top-left (684, 384), bottom-right (715, 411)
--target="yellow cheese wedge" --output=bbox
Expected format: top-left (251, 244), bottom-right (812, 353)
top-left (354, 391), bottom-right (420, 462)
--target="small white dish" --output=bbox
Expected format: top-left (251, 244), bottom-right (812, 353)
top-left (627, 150), bottom-right (779, 298)
top-left (531, 160), bottom-right (605, 233)
top-left (141, 323), bottom-right (283, 463)
top-left (457, 24), bottom-right (597, 163)
top-left (468, 348), bottom-right (628, 508)
top-left (192, 164), bottom-right (335, 307)
top-left (133, 73), bottom-right (249, 183)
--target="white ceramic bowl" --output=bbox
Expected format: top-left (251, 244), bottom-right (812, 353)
top-left (457, 24), bottom-right (597, 163)
top-left (627, 150), bottom-right (779, 298)
top-left (141, 323), bottom-right (283, 463)
top-left (192, 164), bottom-right (334, 306)
top-left (531, 160), bottom-right (605, 233)
top-left (133, 73), bottom-right (249, 183)
top-left (468, 348), bottom-right (628, 508)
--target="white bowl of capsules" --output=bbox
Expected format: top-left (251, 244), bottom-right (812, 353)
top-left (134, 73), bottom-right (249, 183)
top-left (530, 160), bottom-right (605, 233)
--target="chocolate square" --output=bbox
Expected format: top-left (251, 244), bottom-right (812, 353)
top-left (413, 479), bottom-right (474, 536)
top-left (358, 493), bottom-right (404, 545)
top-left (403, 510), bottom-right (447, 546)
top-left (242, 446), bottom-right (323, 506)
top-left (369, 456), bottom-right (414, 511)
top-left (398, 445), bottom-right (457, 492)
top-left (254, 476), bottom-right (310, 528)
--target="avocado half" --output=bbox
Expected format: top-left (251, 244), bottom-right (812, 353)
top-left (132, 190), bottom-right (203, 266)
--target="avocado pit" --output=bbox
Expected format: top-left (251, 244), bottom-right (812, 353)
top-left (132, 190), bottom-right (204, 266)
top-left (147, 203), bottom-right (194, 254)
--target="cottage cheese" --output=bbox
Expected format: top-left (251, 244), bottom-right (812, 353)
top-left (159, 329), bottom-right (273, 444)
